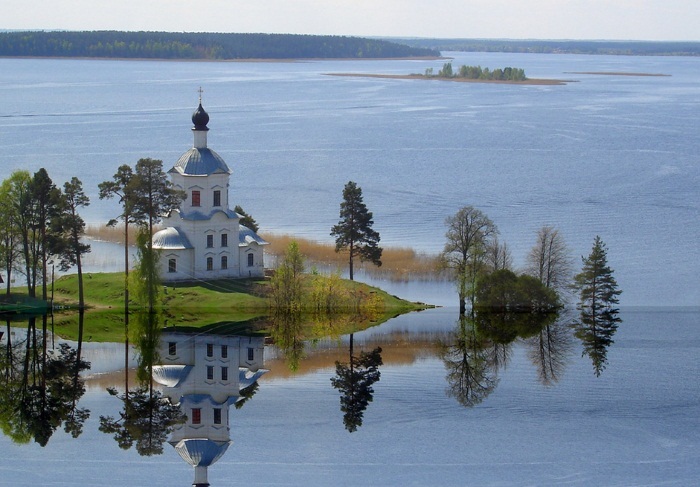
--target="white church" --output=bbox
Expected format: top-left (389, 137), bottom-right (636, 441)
top-left (152, 96), bottom-right (268, 281)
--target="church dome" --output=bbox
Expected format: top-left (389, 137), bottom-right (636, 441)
top-left (171, 148), bottom-right (232, 176)
top-left (152, 227), bottom-right (193, 249)
top-left (192, 103), bottom-right (209, 130)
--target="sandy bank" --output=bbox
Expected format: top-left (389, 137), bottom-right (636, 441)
top-left (325, 73), bottom-right (570, 85)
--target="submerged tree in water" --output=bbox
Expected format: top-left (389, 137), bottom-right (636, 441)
top-left (330, 334), bottom-right (383, 432)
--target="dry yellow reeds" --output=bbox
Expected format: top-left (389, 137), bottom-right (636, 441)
top-left (262, 233), bottom-right (442, 281)
top-left (83, 225), bottom-right (443, 281)
top-left (85, 224), bottom-right (162, 246)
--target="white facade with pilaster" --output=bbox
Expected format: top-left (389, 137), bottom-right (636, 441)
top-left (153, 100), bottom-right (268, 282)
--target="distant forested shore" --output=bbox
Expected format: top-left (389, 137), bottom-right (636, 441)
top-left (391, 38), bottom-right (700, 57)
top-left (0, 31), bottom-right (439, 60)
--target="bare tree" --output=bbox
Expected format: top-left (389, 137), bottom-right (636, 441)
top-left (485, 236), bottom-right (513, 273)
top-left (526, 225), bottom-right (573, 297)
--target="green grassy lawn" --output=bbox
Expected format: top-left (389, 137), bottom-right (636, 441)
top-left (45, 272), bottom-right (428, 342)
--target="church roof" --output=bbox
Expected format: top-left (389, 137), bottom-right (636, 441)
top-left (152, 227), bottom-right (194, 250)
top-left (170, 147), bottom-right (232, 176)
top-left (239, 225), bottom-right (269, 246)
top-left (172, 439), bottom-right (231, 467)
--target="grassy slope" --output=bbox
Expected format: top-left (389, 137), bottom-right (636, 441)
top-left (49, 272), bottom-right (427, 342)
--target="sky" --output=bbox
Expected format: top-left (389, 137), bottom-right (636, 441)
top-left (2, 0), bottom-right (698, 41)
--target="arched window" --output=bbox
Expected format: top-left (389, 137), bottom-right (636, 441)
top-left (221, 255), bottom-right (228, 270)
top-left (206, 257), bottom-right (213, 271)
top-left (247, 253), bottom-right (254, 267)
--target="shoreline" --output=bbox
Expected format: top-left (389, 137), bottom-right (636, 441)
top-left (0, 55), bottom-right (444, 63)
top-left (565, 71), bottom-right (671, 77)
top-left (326, 72), bottom-right (571, 85)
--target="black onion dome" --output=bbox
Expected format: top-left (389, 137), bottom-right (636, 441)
top-left (192, 103), bottom-right (209, 130)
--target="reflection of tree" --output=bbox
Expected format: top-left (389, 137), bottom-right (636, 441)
top-left (525, 312), bottom-right (572, 386)
top-left (573, 311), bottom-right (619, 377)
top-left (269, 311), bottom-right (306, 372)
top-left (330, 334), bottom-right (383, 432)
top-left (0, 314), bottom-right (90, 446)
top-left (99, 310), bottom-right (185, 455)
top-left (439, 315), bottom-right (498, 407)
top-left (234, 381), bottom-right (259, 410)
top-left (99, 385), bottom-right (184, 455)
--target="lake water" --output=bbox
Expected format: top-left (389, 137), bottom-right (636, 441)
top-left (1, 52), bottom-right (698, 307)
top-left (1, 306), bottom-right (699, 486)
top-left (1, 53), bottom-right (699, 485)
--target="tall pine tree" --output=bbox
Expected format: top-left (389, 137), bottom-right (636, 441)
top-left (573, 236), bottom-right (622, 376)
top-left (330, 181), bottom-right (382, 281)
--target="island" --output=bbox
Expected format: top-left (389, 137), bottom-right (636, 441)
top-left (328, 62), bottom-right (569, 85)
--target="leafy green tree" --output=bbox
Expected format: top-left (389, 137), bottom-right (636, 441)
top-left (438, 62), bottom-right (453, 77)
top-left (133, 227), bottom-right (162, 311)
top-left (476, 269), bottom-right (559, 311)
top-left (0, 177), bottom-right (23, 294)
top-left (573, 236), bottom-right (622, 376)
top-left (234, 205), bottom-right (259, 232)
top-left (331, 181), bottom-right (382, 281)
top-left (441, 206), bottom-right (497, 314)
top-left (330, 334), bottom-right (383, 432)
top-left (51, 178), bottom-right (91, 308)
top-left (269, 241), bottom-right (305, 310)
top-left (130, 158), bottom-right (184, 312)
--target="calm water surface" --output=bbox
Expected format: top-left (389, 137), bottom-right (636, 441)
top-left (0, 53), bottom-right (698, 306)
top-left (1, 306), bottom-right (699, 486)
top-left (1, 54), bottom-right (698, 484)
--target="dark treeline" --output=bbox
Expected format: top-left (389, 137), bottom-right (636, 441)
top-left (0, 31), bottom-right (439, 60)
top-left (392, 38), bottom-right (700, 57)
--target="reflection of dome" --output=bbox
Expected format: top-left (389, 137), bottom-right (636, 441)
top-left (171, 148), bottom-right (231, 176)
top-left (152, 365), bottom-right (192, 387)
top-left (239, 369), bottom-right (269, 390)
top-left (173, 438), bottom-right (231, 467)
top-left (192, 103), bottom-right (210, 130)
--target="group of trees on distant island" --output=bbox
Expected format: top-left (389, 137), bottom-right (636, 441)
top-left (426, 62), bottom-right (527, 81)
top-left (0, 31), bottom-right (439, 60)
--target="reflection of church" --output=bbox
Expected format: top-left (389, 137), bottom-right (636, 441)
top-left (152, 94), bottom-right (268, 281)
top-left (152, 332), bottom-right (267, 487)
